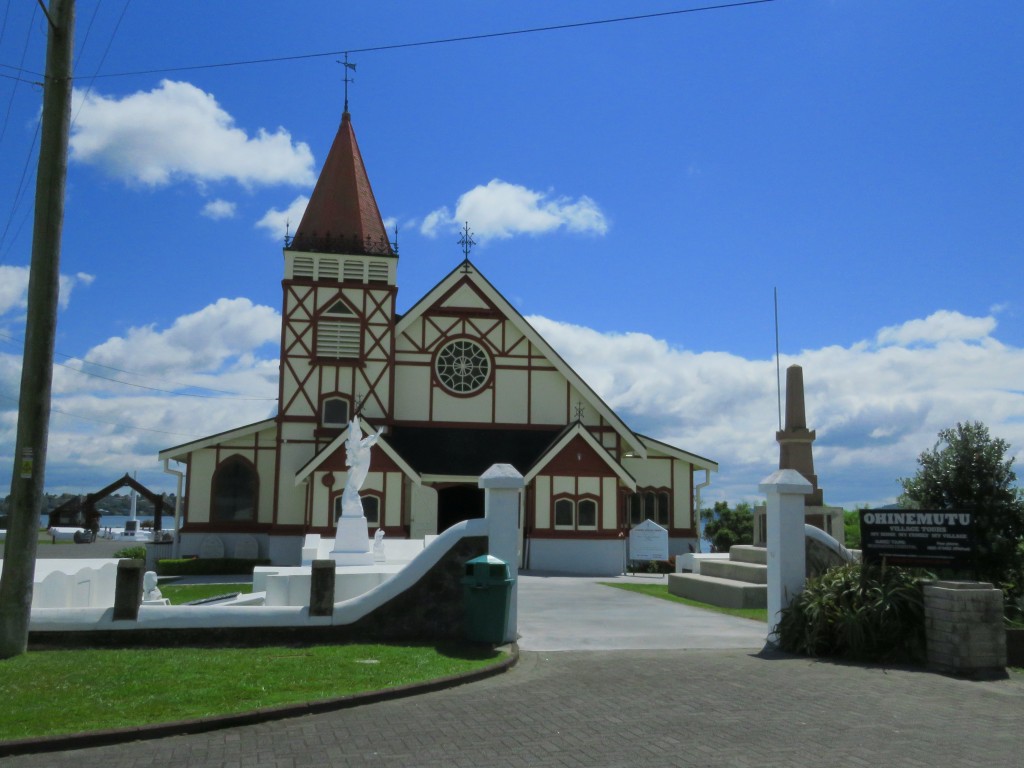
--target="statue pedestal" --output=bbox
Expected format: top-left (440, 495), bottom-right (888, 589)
top-left (330, 516), bottom-right (374, 566)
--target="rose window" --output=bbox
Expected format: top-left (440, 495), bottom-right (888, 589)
top-left (435, 339), bottom-right (490, 394)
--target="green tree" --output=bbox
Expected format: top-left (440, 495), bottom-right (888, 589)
top-left (843, 509), bottom-right (862, 549)
top-left (899, 421), bottom-right (1024, 604)
top-left (700, 501), bottom-right (754, 553)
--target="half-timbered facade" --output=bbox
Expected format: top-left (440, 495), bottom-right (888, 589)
top-left (160, 109), bottom-right (717, 573)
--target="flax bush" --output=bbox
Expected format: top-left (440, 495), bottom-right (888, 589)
top-left (776, 563), bottom-right (929, 664)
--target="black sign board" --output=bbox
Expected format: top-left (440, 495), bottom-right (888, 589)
top-left (859, 509), bottom-right (974, 570)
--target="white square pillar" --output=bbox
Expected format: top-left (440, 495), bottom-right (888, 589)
top-left (480, 463), bottom-right (523, 644)
top-left (759, 468), bottom-right (813, 644)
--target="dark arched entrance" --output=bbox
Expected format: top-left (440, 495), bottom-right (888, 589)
top-left (436, 485), bottom-right (485, 532)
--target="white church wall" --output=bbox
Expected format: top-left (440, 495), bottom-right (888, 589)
top-left (527, 538), bottom-right (625, 576)
top-left (534, 476), bottom-right (551, 528)
top-left (602, 477), bottom-right (619, 529)
top-left (494, 368), bottom-right (529, 422)
top-left (672, 462), bottom-right (694, 530)
top-left (390, 362), bottom-right (431, 421)
top-left (627, 455), bottom-right (673, 488)
top-left (187, 450), bottom-right (217, 523)
top-left (529, 370), bottom-right (569, 424)
top-left (433, 388), bottom-right (492, 423)
top-left (408, 483), bottom-right (437, 539)
top-left (384, 472), bottom-right (404, 528)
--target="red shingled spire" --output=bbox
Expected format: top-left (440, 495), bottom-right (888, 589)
top-left (290, 111), bottom-right (393, 256)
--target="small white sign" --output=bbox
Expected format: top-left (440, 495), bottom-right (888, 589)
top-left (629, 519), bottom-right (668, 562)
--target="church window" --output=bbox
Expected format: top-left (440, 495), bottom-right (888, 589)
top-left (362, 496), bottom-right (380, 525)
top-left (657, 492), bottom-right (671, 527)
top-left (553, 496), bottom-right (598, 530)
top-left (317, 300), bottom-right (360, 358)
top-left (435, 339), bottom-right (490, 394)
top-left (333, 493), bottom-right (380, 525)
top-left (211, 456), bottom-right (257, 523)
top-left (578, 499), bottom-right (598, 528)
top-left (322, 397), bottom-right (349, 427)
top-left (629, 492), bottom-right (642, 526)
top-left (554, 498), bottom-right (574, 528)
top-left (626, 489), bottom-right (672, 528)
top-left (644, 491), bottom-right (658, 523)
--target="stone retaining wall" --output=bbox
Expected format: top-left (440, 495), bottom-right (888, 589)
top-left (923, 580), bottom-right (1006, 677)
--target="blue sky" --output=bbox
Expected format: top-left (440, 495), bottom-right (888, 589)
top-left (1, 1), bottom-right (1022, 508)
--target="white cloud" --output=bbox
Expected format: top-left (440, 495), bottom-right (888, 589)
top-left (0, 266), bottom-right (30, 315)
top-left (0, 298), bottom-right (282, 493)
top-left (0, 266), bottom-right (94, 315)
top-left (8, 293), bottom-right (1024, 508)
top-left (80, 297), bottom-right (280, 378)
top-left (527, 310), bottom-right (1024, 509)
top-left (420, 179), bottom-right (608, 239)
top-left (876, 310), bottom-right (996, 346)
top-left (201, 199), bottom-right (237, 220)
top-left (257, 195), bottom-right (309, 241)
top-left (70, 80), bottom-right (315, 188)
top-left (420, 207), bottom-right (452, 238)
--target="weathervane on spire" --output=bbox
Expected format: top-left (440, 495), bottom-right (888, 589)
top-left (338, 52), bottom-right (356, 113)
top-left (458, 222), bottom-right (476, 273)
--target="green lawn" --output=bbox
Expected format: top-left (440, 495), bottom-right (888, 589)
top-left (600, 582), bottom-right (768, 622)
top-left (160, 582), bottom-right (253, 604)
top-left (0, 643), bottom-right (504, 741)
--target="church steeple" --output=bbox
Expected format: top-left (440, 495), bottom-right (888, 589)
top-left (290, 111), bottom-right (393, 256)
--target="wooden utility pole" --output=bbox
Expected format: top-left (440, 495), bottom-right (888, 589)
top-left (0, 0), bottom-right (75, 659)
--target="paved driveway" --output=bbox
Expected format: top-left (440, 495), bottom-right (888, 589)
top-left (5, 569), bottom-right (1024, 767)
top-left (516, 572), bottom-right (767, 651)
top-left (6, 649), bottom-right (1022, 767)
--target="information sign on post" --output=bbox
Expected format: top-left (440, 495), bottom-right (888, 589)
top-left (629, 519), bottom-right (669, 565)
top-left (859, 509), bottom-right (974, 570)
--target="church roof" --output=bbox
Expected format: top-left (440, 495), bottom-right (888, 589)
top-left (395, 260), bottom-right (648, 459)
top-left (386, 425), bottom-right (564, 478)
top-left (289, 111), bottom-right (393, 256)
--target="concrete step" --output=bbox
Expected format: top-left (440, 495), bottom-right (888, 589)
top-left (700, 559), bottom-right (767, 584)
top-left (667, 572), bottom-right (767, 610)
top-left (729, 545), bottom-right (767, 565)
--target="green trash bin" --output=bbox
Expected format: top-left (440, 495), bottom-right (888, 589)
top-left (461, 554), bottom-right (513, 644)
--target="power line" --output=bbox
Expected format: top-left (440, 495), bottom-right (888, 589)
top-left (53, 358), bottom-right (278, 400)
top-left (0, 392), bottom-right (204, 437)
top-left (0, 329), bottom-right (277, 400)
top-left (71, 0), bottom-right (132, 125)
top-left (78, 0), bottom-right (777, 80)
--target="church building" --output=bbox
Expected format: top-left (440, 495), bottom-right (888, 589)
top-left (159, 107), bottom-right (717, 574)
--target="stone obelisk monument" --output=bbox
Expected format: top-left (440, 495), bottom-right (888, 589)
top-left (776, 364), bottom-right (824, 506)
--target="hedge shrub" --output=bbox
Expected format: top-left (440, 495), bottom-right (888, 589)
top-left (156, 557), bottom-right (270, 576)
top-left (112, 546), bottom-right (147, 560)
top-left (776, 563), bottom-right (929, 664)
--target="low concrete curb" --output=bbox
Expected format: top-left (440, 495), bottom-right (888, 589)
top-left (0, 644), bottom-right (518, 758)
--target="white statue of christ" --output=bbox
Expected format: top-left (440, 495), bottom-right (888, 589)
top-left (331, 419), bottom-right (383, 565)
top-left (340, 419), bottom-right (382, 518)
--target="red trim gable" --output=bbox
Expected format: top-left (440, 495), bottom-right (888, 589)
top-left (539, 434), bottom-right (615, 477)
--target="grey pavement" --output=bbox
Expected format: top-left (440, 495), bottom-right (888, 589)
top-left (32, 537), bottom-right (134, 559)
top-left (4, 648), bottom-right (1022, 767)
top-left (6, 561), bottom-right (1023, 767)
top-left (517, 571), bottom-right (767, 651)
